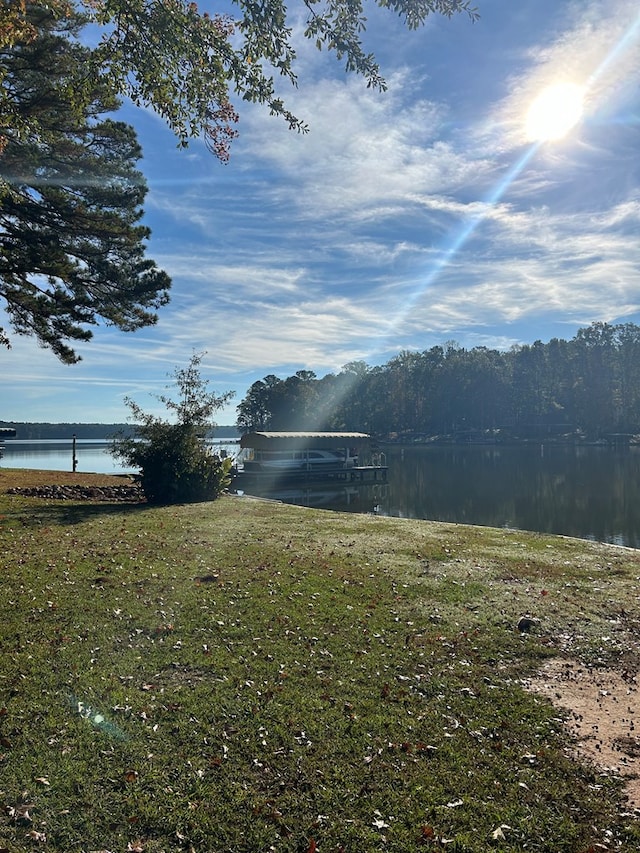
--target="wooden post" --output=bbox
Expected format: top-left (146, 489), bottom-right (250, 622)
top-left (72, 434), bottom-right (78, 472)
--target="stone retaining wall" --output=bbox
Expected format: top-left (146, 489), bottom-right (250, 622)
top-left (7, 484), bottom-right (144, 502)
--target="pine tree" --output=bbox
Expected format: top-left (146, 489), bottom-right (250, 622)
top-left (0, 5), bottom-right (170, 363)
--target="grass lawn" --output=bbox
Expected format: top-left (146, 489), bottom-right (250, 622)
top-left (1, 469), bottom-right (640, 852)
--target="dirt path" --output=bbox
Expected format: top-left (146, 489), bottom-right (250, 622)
top-left (527, 659), bottom-right (640, 811)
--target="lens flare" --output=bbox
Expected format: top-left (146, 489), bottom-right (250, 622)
top-left (525, 82), bottom-right (585, 142)
top-left (71, 696), bottom-right (126, 740)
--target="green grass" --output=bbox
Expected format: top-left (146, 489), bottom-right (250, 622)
top-left (1, 471), bottom-right (640, 851)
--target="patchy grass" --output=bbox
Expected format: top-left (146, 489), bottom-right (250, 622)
top-left (1, 470), bottom-right (640, 851)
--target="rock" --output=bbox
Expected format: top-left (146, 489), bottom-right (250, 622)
top-left (6, 484), bottom-right (144, 503)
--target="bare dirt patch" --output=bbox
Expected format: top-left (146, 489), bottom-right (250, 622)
top-left (527, 658), bottom-right (640, 811)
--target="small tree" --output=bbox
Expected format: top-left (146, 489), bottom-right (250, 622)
top-left (111, 353), bottom-right (235, 505)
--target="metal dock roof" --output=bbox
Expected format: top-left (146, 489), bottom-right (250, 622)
top-left (240, 431), bottom-right (370, 450)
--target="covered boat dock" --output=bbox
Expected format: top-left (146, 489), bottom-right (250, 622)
top-left (234, 431), bottom-right (387, 485)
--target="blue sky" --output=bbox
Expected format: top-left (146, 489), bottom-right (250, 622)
top-left (3, 0), bottom-right (640, 425)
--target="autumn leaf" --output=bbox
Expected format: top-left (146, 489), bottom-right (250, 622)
top-left (491, 824), bottom-right (511, 841)
top-left (7, 803), bottom-right (33, 824)
top-left (25, 830), bottom-right (47, 843)
top-left (372, 810), bottom-right (390, 829)
top-left (419, 824), bottom-right (435, 844)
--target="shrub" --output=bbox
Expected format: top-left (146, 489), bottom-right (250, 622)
top-left (111, 353), bottom-right (234, 505)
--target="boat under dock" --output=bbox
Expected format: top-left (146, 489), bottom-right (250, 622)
top-left (233, 431), bottom-right (388, 488)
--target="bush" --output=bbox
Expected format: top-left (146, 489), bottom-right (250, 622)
top-left (115, 423), bottom-right (233, 504)
top-left (111, 353), bottom-right (234, 505)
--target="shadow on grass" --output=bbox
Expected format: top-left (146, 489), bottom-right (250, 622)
top-left (2, 499), bottom-right (154, 527)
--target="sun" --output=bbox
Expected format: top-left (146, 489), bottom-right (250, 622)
top-left (525, 82), bottom-right (585, 142)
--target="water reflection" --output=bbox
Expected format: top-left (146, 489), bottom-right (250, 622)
top-left (236, 444), bottom-right (640, 546)
top-left (238, 482), bottom-right (388, 514)
top-left (378, 445), bottom-right (640, 548)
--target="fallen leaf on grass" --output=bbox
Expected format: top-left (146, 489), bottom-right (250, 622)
top-left (491, 825), bottom-right (511, 841)
top-left (373, 810), bottom-right (390, 829)
top-left (419, 824), bottom-right (435, 841)
top-left (25, 830), bottom-right (47, 843)
top-left (6, 804), bottom-right (33, 824)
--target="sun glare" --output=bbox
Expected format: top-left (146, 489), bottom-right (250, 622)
top-left (525, 82), bottom-right (585, 142)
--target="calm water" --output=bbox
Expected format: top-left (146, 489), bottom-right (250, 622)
top-left (238, 444), bottom-right (640, 548)
top-left (0, 439), bottom-right (128, 474)
top-left (2, 439), bottom-right (639, 548)
top-left (0, 439), bottom-right (239, 474)
top-left (379, 444), bottom-right (640, 548)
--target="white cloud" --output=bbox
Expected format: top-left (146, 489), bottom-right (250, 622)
top-left (236, 72), bottom-right (494, 221)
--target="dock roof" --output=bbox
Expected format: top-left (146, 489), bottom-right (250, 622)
top-left (240, 431), bottom-right (370, 450)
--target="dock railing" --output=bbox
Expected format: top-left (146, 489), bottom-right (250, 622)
top-left (371, 450), bottom-right (386, 468)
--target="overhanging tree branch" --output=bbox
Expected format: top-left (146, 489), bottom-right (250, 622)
top-left (2, 0), bottom-right (478, 162)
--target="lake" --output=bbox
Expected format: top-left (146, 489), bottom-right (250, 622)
top-left (0, 438), bottom-right (239, 475)
top-left (379, 444), bottom-right (640, 548)
top-left (0, 439), bottom-right (133, 475)
top-left (2, 439), bottom-right (639, 548)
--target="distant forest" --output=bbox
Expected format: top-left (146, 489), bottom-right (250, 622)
top-left (7, 322), bottom-right (640, 443)
top-left (0, 423), bottom-right (240, 440)
top-left (236, 322), bottom-right (640, 439)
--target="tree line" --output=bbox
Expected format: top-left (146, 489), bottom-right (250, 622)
top-left (0, 422), bottom-right (132, 440)
top-left (236, 322), bottom-right (640, 439)
top-left (0, 422), bottom-right (240, 440)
